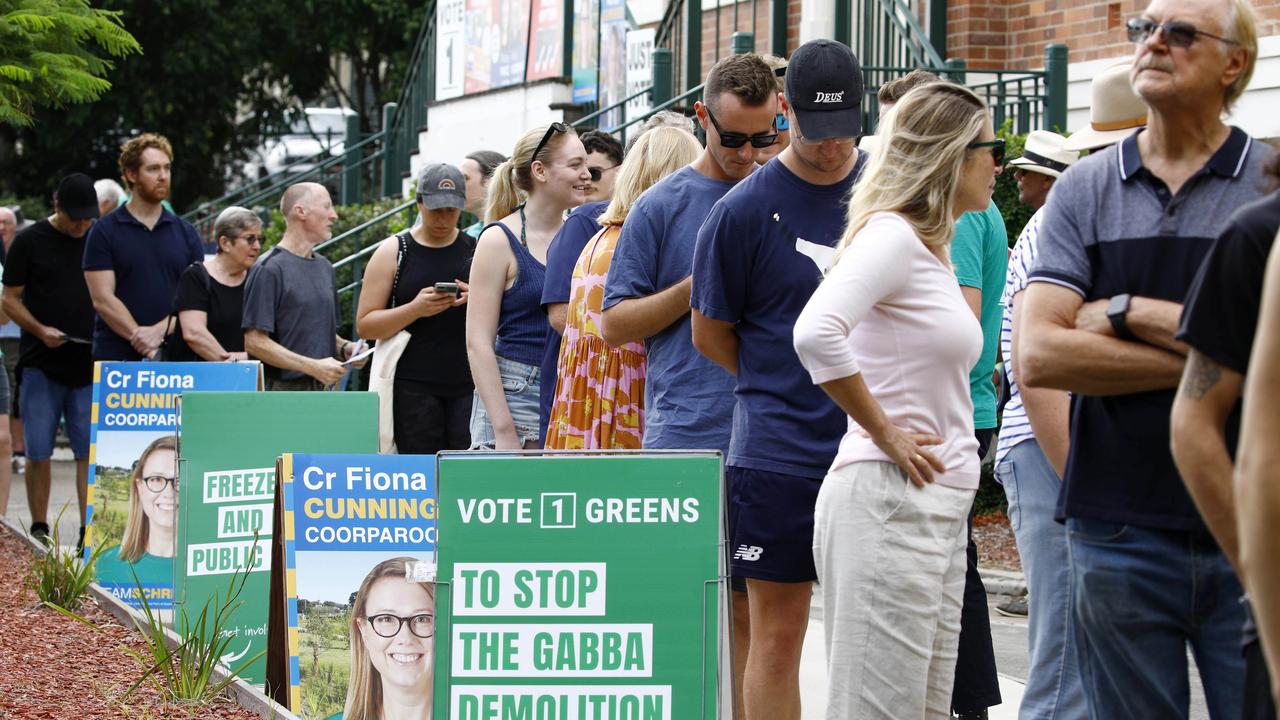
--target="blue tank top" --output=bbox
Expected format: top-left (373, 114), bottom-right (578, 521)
top-left (489, 222), bottom-right (548, 366)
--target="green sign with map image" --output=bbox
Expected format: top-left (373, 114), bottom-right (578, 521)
top-left (434, 453), bottom-right (724, 719)
top-left (174, 391), bottom-right (378, 687)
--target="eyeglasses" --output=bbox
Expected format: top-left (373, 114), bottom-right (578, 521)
top-left (364, 613), bottom-right (434, 638)
top-left (775, 113), bottom-right (790, 132)
top-left (236, 234), bottom-right (265, 246)
top-left (790, 120), bottom-right (856, 147)
top-left (142, 475), bottom-right (179, 493)
top-left (531, 122), bottom-right (571, 167)
top-left (968, 138), bottom-right (1006, 166)
top-left (1126, 17), bottom-right (1239, 49)
top-left (704, 106), bottom-right (778, 149)
top-left (587, 165), bottom-right (618, 182)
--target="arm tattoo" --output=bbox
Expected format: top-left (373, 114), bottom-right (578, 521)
top-left (1182, 350), bottom-right (1223, 400)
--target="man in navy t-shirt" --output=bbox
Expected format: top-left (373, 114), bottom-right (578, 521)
top-left (691, 39), bottom-right (864, 720)
top-left (83, 133), bottom-right (203, 360)
top-left (600, 53), bottom-right (778, 456)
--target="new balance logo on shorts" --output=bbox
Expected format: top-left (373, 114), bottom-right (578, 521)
top-left (733, 545), bottom-right (764, 562)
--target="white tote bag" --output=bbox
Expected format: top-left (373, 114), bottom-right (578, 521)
top-left (370, 231), bottom-right (412, 453)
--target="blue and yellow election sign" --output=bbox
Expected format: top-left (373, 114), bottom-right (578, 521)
top-left (274, 453), bottom-right (437, 719)
top-left (84, 361), bottom-right (262, 612)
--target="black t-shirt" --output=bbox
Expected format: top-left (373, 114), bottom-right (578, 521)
top-left (392, 230), bottom-right (475, 395)
top-left (1177, 188), bottom-right (1280, 457)
top-left (166, 262), bottom-right (246, 361)
top-left (1, 219), bottom-right (94, 386)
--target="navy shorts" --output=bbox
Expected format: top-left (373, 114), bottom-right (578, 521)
top-left (727, 465), bottom-right (822, 585)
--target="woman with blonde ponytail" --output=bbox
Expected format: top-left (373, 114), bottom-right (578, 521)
top-left (792, 81), bottom-right (1003, 719)
top-left (466, 123), bottom-right (591, 449)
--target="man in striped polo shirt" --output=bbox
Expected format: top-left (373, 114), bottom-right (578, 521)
top-left (1019, 1), bottom-right (1273, 717)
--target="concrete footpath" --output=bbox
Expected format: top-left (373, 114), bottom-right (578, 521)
top-left (6, 458), bottom-right (1214, 719)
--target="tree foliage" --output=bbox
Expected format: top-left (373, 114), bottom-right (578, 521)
top-left (0, 0), bottom-right (141, 126)
top-left (0, 0), bottom-right (424, 210)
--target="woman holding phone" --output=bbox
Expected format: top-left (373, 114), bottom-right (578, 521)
top-left (356, 164), bottom-right (474, 454)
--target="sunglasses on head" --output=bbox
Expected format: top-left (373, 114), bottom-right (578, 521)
top-left (1125, 17), bottom-right (1239, 49)
top-left (705, 106), bottom-right (778, 149)
top-left (968, 138), bottom-right (1006, 166)
top-left (531, 122), bottom-right (571, 167)
top-left (587, 164), bottom-right (618, 182)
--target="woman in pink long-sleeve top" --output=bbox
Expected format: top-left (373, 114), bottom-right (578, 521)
top-left (793, 81), bottom-right (1003, 720)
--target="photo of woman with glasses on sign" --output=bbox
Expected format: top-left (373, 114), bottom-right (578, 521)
top-left (164, 206), bottom-right (262, 361)
top-left (343, 557), bottom-right (435, 720)
top-left (94, 435), bottom-right (178, 590)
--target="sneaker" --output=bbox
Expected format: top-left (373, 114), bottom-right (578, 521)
top-left (30, 521), bottom-right (50, 544)
top-left (11, 454), bottom-right (24, 474)
top-left (996, 596), bottom-right (1029, 618)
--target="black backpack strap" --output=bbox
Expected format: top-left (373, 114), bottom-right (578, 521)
top-left (389, 231), bottom-right (410, 308)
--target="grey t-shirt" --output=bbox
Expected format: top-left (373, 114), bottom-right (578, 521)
top-left (241, 246), bottom-right (338, 381)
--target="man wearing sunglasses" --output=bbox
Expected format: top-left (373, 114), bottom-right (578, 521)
top-left (690, 39), bottom-right (867, 720)
top-left (1020, 1), bottom-right (1272, 717)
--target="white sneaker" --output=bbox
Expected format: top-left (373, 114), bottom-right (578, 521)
top-left (12, 455), bottom-right (25, 474)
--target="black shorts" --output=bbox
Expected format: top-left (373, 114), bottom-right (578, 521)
top-left (727, 465), bottom-right (822, 585)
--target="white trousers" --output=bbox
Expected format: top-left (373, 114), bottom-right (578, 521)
top-left (813, 461), bottom-right (974, 720)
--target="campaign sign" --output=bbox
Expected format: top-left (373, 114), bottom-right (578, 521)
top-left (84, 361), bottom-right (261, 612)
top-left (273, 453), bottom-right (437, 718)
top-left (174, 391), bottom-right (379, 687)
top-left (434, 453), bottom-right (724, 719)
top-left (571, 0), bottom-right (600, 103)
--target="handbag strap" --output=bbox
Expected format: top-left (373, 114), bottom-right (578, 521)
top-left (389, 231), bottom-right (410, 308)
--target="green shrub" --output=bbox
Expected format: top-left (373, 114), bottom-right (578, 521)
top-left (27, 507), bottom-right (109, 611)
top-left (992, 125), bottom-right (1033, 248)
top-left (0, 194), bottom-right (50, 223)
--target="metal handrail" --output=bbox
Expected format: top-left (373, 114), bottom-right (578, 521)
top-left (572, 85), bottom-right (654, 129)
top-left (319, 199), bottom-right (417, 260)
top-left (874, 0), bottom-right (945, 68)
top-left (182, 145), bottom-right (333, 221)
top-left (231, 132), bottom-right (386, 211)
top-left (606, 82), bottom-right (704, 136)
top-left (390, 2), bottom-right (435, 141)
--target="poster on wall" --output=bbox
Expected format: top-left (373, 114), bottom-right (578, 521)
top-left (433, 453), bottom-right (725, 718)
top-left (596, 0), bottom-right (629, 128)
top-left (525, 0), bottom-right (564, 81)
top-left (84, 362), bottom-right (261, 612)
top-left (269, 453), bottom-right (437, 718)
top-left (571, 0), bottom-right (600, 103)
top-left (435, 0), bottom-right (466, 100)
top-left (174, 391), bottom-right (379, 686)
top-left (625, 28), bottom-right (657, 141)
top-left (464, 0), bottom-right (530, 93)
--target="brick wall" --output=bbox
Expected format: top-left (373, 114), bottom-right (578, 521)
top-left (947, 0), bottom-right (1280, 69)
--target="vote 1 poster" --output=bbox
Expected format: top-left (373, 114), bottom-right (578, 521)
top-left (84, 361), bottom-right (261, 612)
top-left (435, 0), bottom-right (466, 100)
top-left (174, 391), bottom-right (379, 687)
top-left (434, 453), bottom-right (724, 719)
top-left (269, 453), bottom-right (437, 718)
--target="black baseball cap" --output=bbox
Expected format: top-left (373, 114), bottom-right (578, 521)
top-left (56, 173), bottom-right (100, 220)
top-left (784, 39), bottom-right (864, 140)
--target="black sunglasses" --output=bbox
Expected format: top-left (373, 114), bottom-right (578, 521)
top-left (704, 106), bottom-right (778, 149)
top-left (1126, 17), bottom-right (1239, 49)
top-left (531, 122), bottom-right (571, 167)
top-left (587, 164), bottom-right (618, 182)
top-left (968, 138), bottom-right (1006, 167)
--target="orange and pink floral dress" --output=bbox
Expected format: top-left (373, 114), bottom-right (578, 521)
top-left (545, 225), bottom-right (646, 449)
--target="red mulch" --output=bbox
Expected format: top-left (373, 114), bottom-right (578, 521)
top-left (0, 525), bottom-right (261, 719)
top-left (975, 511), bottom-right (1023, 573)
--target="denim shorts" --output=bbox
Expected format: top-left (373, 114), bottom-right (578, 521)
top-left (21, 367), bottom-right (91, 460)
top-left (469, 355), bottom-right (541, 449)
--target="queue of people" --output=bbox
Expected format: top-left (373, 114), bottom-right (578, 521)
top-left (6, 1), bottom-right (1280, 716)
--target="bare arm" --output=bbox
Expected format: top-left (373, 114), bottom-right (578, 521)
top-left (1170, 349), bottom-right (1243, 571)
top-left (1, 285), bottom-right (66, 349)
top-left (85, 269), bottom-right (166, 357)
top-left (690, 310), bottom-right (738, 376)
top-left (1236, 239), bottom-right (1280, 684)
top-left (600, 276), bottom-right (692, 347)
top-left (245, 329), bottom-right (345, 386)
top-left (547, 303), bottom-right (568, 336)
top-left (1019, 282), bottom-right (1185, 395)
top-left (1075, 296), bottom-right (1189, 356)
top-left (466, 227), bottom-right (522, 449)
top-left (1009, 288), bottom-right (1070, 475)
top-left (178, 310), bottom-right (233, 361)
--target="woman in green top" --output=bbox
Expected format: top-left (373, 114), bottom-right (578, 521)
top-left (96, 435), bottom-right (178, 585)
top-left (344, 557), bottom-right (435, 720)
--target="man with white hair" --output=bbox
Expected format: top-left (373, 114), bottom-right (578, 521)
top-left (94, 178), bottom-right (124, 218)
top-left (1020, 0), bottom-right (1273, 716)
top-left (243, 182), bottom-right (365, 390)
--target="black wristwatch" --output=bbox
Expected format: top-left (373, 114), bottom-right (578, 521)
top-left (1106, 293), bottom-right (1135, 340)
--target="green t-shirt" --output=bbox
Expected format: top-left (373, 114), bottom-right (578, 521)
top-left (95, 544), bottom-right (174, 588)
top-left (951, 200), bottom-right (1008, 430)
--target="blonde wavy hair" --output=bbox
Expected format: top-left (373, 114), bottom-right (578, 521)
top-left (344, 557), bottom-right (436, 720)
top-left (598, 126), bottom-right (701, 226)
top-left (837, 82), bottom-right (989, 260)
top-left (118, 435), bottom-right (177, 563)
top-left (1223, 0), bottom-right (1258, 113)
top-left (484, 124), bottom-right (579, 223)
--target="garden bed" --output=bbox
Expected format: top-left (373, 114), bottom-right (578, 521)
top-left (0, 523), bottom-right (262, 719)
top-left (975, 511), bottom-right (1022, 573)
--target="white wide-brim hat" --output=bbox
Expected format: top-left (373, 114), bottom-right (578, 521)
top-left (1064, 62), bottom-right (1149, 152)
top-left (1008, 130), bottom-right (1079, 179)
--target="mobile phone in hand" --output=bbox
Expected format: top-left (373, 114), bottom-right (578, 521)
top-left (434, 282), bottom-right (460, 297)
